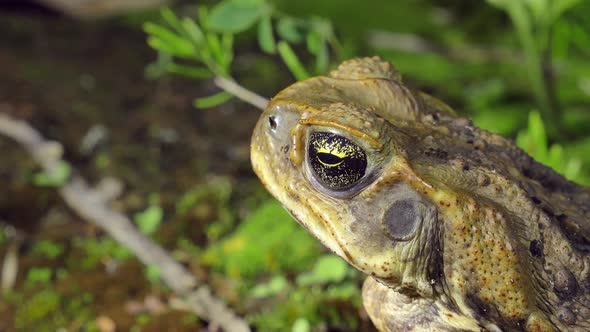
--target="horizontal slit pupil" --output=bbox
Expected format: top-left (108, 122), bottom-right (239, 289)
top-left (318, 152), bottom-right (343, 165)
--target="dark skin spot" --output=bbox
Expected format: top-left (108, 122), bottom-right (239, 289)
top-left (529, 240), bottom-right (543, 258)
top-left (542, 206), bottom-right (555, 217)
top-left (425, 148), bottom-right (448, 159)
top-left (553, 269), bottom-right (578, 299)
top-left (557, 307), bottom-right (576, 325)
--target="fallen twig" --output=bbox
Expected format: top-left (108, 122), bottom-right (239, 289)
top-left (0, 113), bottom-right (250, 332)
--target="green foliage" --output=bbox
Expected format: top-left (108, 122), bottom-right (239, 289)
top-left (10, 288), bottom-right (97, 331)
top-left (517, 112), bottom-right (586, 184)
top-left (277, 41), bottom-right (310, 80)
top-left (248, 266), bottom-right (362, 331)
top-left (176, 177), bottom-right (234, 240)
top-left (134, 205), bottom-right (163, 235)
top-left (144, 2), bottom-right (343, 107)
top-left (134, 194), bottom-right (163, 236)
top-left (244, 250), bottom-right (361, 330)
top-left (32, 161), bottom-right (71, 187)
top-left (143, 7), bottom-right (234, 107)
top-left (292, 318), bottom-right (311, 332)
top-left (207, 0), bottom-right (339, 75)
top-left (208, 0), bottom-right (271, 33)
top-left (486, 0), bottom-right (585, 130)
top-left (176, 237), bottom-right (202, 257)
top-left (31, 240), bottom-right (64, 259)
top-left (73, 237), bottom-right (131, 269)
top-left (201, 199), bottom-right (321, 278)
top-left (14, 289), bottom-right (61, 330)
top-left (145, 264), bottom-right (162, 284)
top-left (25, 267), bottom-right (53, 286)
top-left (250, 275), bottom-right (288, 298)
top-left (296, 255), bottom-right (349, 286)
top-left (193, 91), bottom-right (233, 108)
top-left (258, 16), bottom-right (276, 53)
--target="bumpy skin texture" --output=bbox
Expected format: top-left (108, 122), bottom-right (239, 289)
top-left (250, 57), bottom-right (590, 331)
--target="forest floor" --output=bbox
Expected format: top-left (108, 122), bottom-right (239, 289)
top-left (0, 12), bottom-right (281, 332)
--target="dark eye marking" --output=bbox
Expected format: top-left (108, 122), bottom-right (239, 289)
top-left (308, 132), bottom-right (367, 191)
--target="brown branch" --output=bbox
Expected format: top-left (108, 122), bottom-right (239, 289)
top-left (0, 113), bottom-right (251, 332)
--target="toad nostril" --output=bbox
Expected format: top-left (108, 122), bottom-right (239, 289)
top-left (269, 115), bottom-right (277, 130)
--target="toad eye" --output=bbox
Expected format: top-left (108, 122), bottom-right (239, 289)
top-left (308, 132), bottom-right (367, 191)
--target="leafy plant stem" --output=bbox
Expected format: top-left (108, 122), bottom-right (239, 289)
top-left (213, 76), bottom-right (269, 110)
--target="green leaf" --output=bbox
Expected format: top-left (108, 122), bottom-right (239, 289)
top-left (471, 106), bottom-right (527, 135)
top-left (277, 17), bottom-right (305, 43)
top-left (221, 33), bottom-right (234, 57)
top-left (146, 264), bottom-right (161, 284)
top-left (552, 0), bottom-right (583, 21)
top-left (296, 255), bottom-right (348, 286)
top-left (134, 205), bottom-right (163, 235)
top-left (197, 6), bottom-right (210, 29)
top-left (25, 267), bottom-right (53, 285)
top-left (32, 240), bottom-right (64, 259)
top-left (206, 33), bottom-right (224, 65)
top-left (219, 33), bottom-right (235, 72)
top-left (305, 32), bottom-right (329, 73)
top-left (193, 91), bottom-right (233, 109)
top-left (292, 318), bottom-right (310, 332)
top-left (250, 275), bottom-right (288, 298)
top-left (33, 160), bottom-right (71, 187)
top-left (306, 31), bottom-right (321, 54)
top-left (160, 7), bottom-right (184, 35)
top-left (208, 1), bottom-right (265, 33)
top-left (523, 0), bottom-right (549, 24)
top-left (309, 17), bottom-right (334, 43)
top-left (181, 17), bottom-right (205, 45)
top-left (315, 41), bottom-right (329, 73)
top-left (166, 63), bottom-right (213, 79)
top-left (144, 23), bottom-right (195, 57)
top-left (277, 41), bottom-right (310, 80)
top-left (528, 111), bottom-right (548, 161)
top-left (144, 22), bottom-right (182, 45)
top-left (325, 283), bottom-right (360, 301)
top-left (258, 16), bottom-right (276, 54)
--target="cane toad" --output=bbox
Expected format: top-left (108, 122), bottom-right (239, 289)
top-left (250, 57), bottom-right (590, 331)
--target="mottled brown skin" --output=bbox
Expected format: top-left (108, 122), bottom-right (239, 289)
top-left (250, 57), bottom-right (590, 331)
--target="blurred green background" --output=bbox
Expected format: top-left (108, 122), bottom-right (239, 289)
top-left (0, 0), bottom-right (588, 331)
